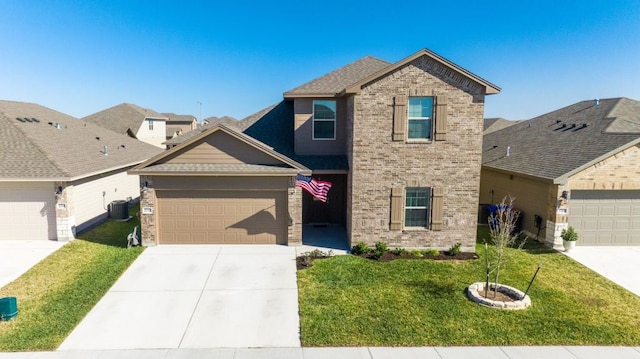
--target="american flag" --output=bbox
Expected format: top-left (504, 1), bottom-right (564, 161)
top-left (295, 174), bottom-right (332, 202)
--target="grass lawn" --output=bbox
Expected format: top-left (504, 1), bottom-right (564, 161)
top-left (297, 227), bottom-right (640, 346)
top-left (0, 205), bottom-right (144, 351)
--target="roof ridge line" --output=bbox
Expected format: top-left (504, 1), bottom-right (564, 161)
top-left (604, 98), bottom-right (624, 119)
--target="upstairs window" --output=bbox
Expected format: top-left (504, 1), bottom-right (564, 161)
top-left (407, 97), bottom-right (433, 139)
top-left (313, 100), bottom-right (336, 140)
top-left (405, 187), bottom-right (430, 228)
top-left (148, 119), bottom-right (154, 130)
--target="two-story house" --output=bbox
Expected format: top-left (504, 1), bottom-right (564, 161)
top-left (162, 112), bottom-right (198, 142)
top-left (83, 103), bottom-right (168, 148)
top-left (130, 48), bottom-right (500, 250)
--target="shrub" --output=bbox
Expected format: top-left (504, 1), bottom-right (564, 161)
top-left (351, 242), bottom-right (371, 255)
top-left (374, 242), bottom-right (389, 253)
top-left (561, 226), bottom-right (578, 241)
top-left (448, 242), bottom-right (462, 256)
top-left (394, 247), bottom-right (406, 255)
top-left (422, 248), bottom-right (440, 257)
top-left (372, 242), bottom-right (389, 259)
top-left (409, 250), bottom-right (424, 257)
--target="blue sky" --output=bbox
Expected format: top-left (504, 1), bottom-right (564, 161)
top-left (1, 1), bottom-right (638, 121)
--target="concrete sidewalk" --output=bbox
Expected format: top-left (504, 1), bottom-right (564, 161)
top-left (3, 346), bottom-right (640, 358)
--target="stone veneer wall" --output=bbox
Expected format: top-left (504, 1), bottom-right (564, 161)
top-left (55, 181), bottom-right (75, 241)
top-left (139, 176), bottom-right (156, 246)
top-left (287, 176), bottom-right (302, 245)
top-left (348, 56), bottom-right (486, 250)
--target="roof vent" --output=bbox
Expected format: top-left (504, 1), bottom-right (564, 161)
top-left (55, 122), bottom-right (61, 129)
top-left (103, 146), bottom-right (108, 156)
top-left (506, 146), bottom-right (511, 157)
top-left (573, 123), bottom-right (588, 131)
top-left (594, 99), bottom-right (599, 106)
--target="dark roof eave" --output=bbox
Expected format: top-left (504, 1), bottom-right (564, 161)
top-left (128, 170), bottom-right (310, 177)
top-left (283, 92), bottom-right (340, 99)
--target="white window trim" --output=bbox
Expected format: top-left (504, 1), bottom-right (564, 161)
top-left (312, 100), bottom-right (336, 140)
top-left (407, 97), bottom-right (433, 141)
top-left (404, 187), bottom-right (430, 229)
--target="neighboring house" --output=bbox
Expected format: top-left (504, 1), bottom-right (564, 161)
top-left (484, 117), bottom-right (519, 134)
top-left (0, 100), bottom-right (163, 241)
top-left (480, 98), bottom-right (640, 247)
top-left (162, 113), bottom-right (197, 141)
top-left (131, 48), bottom-right (500, 249)
top-left (82, 103), bottom-right (168, 148)
top-left (164, 115), bottom-right (242, 148)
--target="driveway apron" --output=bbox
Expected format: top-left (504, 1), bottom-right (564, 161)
top-left (58, 245), bottom-right (300, 350)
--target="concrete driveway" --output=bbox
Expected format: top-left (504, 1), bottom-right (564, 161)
top-left (564, 246), bottom-right (640, 296)
top-left (0, 240), bottom-right (66, 289)
top-left (58, 245), bottom-right (300, 350)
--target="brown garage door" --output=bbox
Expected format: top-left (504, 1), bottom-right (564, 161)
top-left (157, 190), bottom-right (287, 244)
top-left (569, 190), bottom-right (640, 246)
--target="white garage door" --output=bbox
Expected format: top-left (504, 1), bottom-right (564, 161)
top-left (569, 190), bottom-right (640, 245)
top-left (0, 182), bottom-right (56, 240)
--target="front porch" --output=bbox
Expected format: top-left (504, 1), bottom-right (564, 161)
top-left (296, 224), bottom-right (349, 255)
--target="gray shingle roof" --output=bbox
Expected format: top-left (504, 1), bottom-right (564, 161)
top-left (161, 113), bottom-right (196, 124)
top-left (284, 56), bottom-right (391, 96)
top-left (0, 100), bottom-right (164, 180)
top-left (82, 103), bottom-right (167, 135)
top-left (484, 118), bottom-right (520, 134)
top-left (482, 98), bottom-right (640, 181)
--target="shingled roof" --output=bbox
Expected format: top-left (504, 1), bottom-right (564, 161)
top-left (0, 100), bottom-right (163, 180)
top-left (82, 103), bottom-right (168, 136)
top-left (483, 98), bottom-right (640, 183)
top-left (284, 56), bottom-right (391, 97)
top-left (484, 118), bottom-right (520, 134)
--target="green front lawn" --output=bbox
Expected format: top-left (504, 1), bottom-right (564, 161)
top-left (0, 206), bottom-right (144, 351)
top-left (297, 228), bottom-right (640, 346)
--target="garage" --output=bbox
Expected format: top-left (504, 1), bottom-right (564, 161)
top-left (569, 190), bottom-right (640, 245)
top-left (0, 182), bottom-right (56, 240)
top-left (157, 190), bottom-right (287, 245)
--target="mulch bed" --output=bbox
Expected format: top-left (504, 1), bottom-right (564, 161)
top-left (296, 250), bottom-right (478, 270)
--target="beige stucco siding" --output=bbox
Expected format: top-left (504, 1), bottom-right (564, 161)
top-left (135, 118), bottom-right (167, 148)
top-left (479, 168), bottom-right (552, 237)
top-left (70, 170), bottom-right (141, 233)
top-left (349, 55), bottom-right (486, 249)
top-left (293, 98), bottom-right (347, 156)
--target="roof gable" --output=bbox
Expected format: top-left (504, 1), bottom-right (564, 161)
top-left (82, 103), bottom-right (167, 135)
top-left (344, 49), bottom-right (500, 95)
top-left (0, 100), bottom-right (163, 180)
top-left (163, 130), bottom-right (287, 166)
top-left (132, 124), bottom-right (309, 175)
top-left (482, 97), bottom-right (640, 182)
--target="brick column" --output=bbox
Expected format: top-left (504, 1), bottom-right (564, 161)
top-left (54, 181), bottom-right (76, 241)
top-left (139, 176), bottom-right (157, 246)
top-left (287, 176), bottom-right (302, 245)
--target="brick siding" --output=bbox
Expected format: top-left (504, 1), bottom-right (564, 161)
top-left (348, 56), bottom-right (486, 250)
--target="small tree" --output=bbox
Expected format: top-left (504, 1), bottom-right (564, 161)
top-left (483, 196), bottom-right (524, 297)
